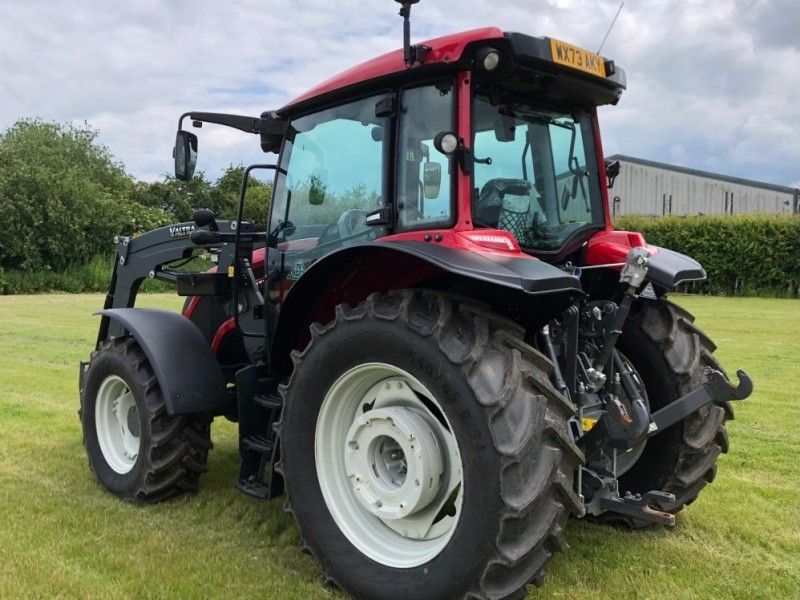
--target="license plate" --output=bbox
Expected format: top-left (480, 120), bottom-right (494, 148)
top-left (550, 38), bottom-right (606, 78)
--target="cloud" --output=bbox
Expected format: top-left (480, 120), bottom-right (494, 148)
top-left (0, 0), bottom-right (797, 186)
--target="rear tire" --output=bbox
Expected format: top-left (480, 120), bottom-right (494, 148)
top-left (80, 337), bottom-right (213, 503)
top-left (609, 299), bottom-right (732, 526)
top-left (278, 291), bottom-right (583, 600)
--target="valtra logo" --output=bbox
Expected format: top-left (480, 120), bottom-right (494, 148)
top-left (169, 224), bottom-right (195, 239)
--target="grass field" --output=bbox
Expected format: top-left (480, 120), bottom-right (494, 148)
top-left (0, 294), bottom-right (797, 599)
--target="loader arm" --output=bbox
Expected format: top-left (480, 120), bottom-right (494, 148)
top-left (97, 219), bottom-right (252, 346)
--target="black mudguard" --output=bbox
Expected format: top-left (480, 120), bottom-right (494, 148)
top-left (270, 240), bottom-right (583, 377)
top-left (647, 246), bottom-right (707, 289)
top-left (96, 308), bottom-right (227, 415)
top-left (382, 240), bottom-right (583, 295)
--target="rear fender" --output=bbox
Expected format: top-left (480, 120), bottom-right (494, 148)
top-left (585, 230), bottom-right (706, 290)
top-left (97, 308), bottom-right (227, 415)
top-left (271, 240), bottom-right (583, 376)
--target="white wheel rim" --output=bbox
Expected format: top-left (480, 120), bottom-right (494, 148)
top-left (95, 375), bottom-right (140, 474)
top-left (315, 363), bottom-right (463, 568)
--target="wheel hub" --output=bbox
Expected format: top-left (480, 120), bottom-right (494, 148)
top-left (345, 406), bottom-right (444, 520)
top-left (315, 363), bottom-right (463, 568)
top-left (95, 375), bottom-right (140, 474)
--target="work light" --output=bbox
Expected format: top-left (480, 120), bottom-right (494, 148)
top-left (476, 46), bottom-right (501, 71)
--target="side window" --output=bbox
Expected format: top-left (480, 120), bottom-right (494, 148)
top-left (396, 83), bottom-right (454, 229)
top-left (549, 119), bottom-right (592, 224)
top-left (271, 95), bottom-right (386, 251)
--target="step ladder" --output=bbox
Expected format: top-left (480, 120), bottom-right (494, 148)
top-left (235, 366), bottom-right (284, 500)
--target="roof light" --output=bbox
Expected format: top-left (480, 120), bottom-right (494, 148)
top-left (460, 230), bottom-right (520, 252)
top-left (483, 50), bottom-right (500, 71)
top-left (475, 46), bottom-right (501, 72)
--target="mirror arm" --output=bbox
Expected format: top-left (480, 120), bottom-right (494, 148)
top-left (178, 112), bottom-right (263, 134)
top-left (457, 143), bottom-right (474, 174)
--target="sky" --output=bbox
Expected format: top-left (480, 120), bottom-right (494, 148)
top-left (1, 0), bottom-right (798, 188)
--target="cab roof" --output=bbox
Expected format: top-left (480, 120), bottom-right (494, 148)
top-left (278, 27), bottom-right (626, 115)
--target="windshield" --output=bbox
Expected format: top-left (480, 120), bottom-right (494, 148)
top-left (472, 94), bottom-right (604, 252)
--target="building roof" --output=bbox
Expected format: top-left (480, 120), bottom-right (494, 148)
top-left (607, 154), bottom-right (797, 195)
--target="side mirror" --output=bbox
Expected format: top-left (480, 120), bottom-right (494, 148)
top-left (423, 162), bottom-right (442, 199)
top-left (174, 130), bottom-right (198, 181)
top-left (493, 109), bottom-right (516, 142)
top-left (605, 159), bottom-right (620, 189)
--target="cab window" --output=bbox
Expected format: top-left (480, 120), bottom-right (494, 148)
top-left (396, 83), bottom-right (454, 229)
top-left (472, 94), bottom-right (603, 251)
top-left (271, 95), bottom-right (386, 252)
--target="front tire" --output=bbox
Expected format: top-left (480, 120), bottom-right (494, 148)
top-left (80, 337), bottom-right (212, 503)
top-left (278, 291), bottom-right (583, 600)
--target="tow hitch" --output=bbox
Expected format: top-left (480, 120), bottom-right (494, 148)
top-left (580, 367), bottom-right (752, 454)
top-left (580, 368), bottom-right (752, 526)
top-left (649, 368), bottom-right (752, 435)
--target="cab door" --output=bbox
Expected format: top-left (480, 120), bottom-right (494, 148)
top-left (268, 95), bottom-right (391, 300)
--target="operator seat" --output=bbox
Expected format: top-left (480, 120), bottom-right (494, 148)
top-left (476, 178), bottom-right (537, 247)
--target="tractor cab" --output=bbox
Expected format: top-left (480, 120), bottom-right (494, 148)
top-left (261, 28), bottom-right (625, 267)
top-left (173, 26), bottom-right (626, 273)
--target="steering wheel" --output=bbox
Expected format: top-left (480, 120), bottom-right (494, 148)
top-left (336, 209), bottom-right (369, 239)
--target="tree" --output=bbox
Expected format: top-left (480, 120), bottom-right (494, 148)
top-left (129, 165), bottom-right (272, 228)
top-left (0, 121), bottom-right (273, 275)
top-left (209, 165), bottom-right (272, 228)
top-left (0, 120), bottom-right (170, 271)
top-left (129, 173), bottom-right (214, 222)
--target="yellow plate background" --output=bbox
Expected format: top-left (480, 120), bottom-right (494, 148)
top-left (550, 38), bottom-right (606, 78)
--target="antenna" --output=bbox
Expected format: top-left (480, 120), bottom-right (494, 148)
top-left (395, 0), bottom-right (429, 68)
top-left (597, 1), bottom-right (624, 54)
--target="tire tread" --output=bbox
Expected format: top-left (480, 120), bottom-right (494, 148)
top-left (616, 299), bottom-right (732, 523)
top-left (81, 337), bottom-right (212, 504)
top-left (278, 290), bottom-right (583, 600)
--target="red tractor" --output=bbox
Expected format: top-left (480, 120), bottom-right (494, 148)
top-left (79, 3), bottom-right (751, 598)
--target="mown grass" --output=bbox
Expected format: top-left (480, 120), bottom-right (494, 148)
top-left (0, 294), bottom-right (797, 599)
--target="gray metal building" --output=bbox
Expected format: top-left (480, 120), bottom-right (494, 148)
top-left (606, 154), bottom-right (799, 216)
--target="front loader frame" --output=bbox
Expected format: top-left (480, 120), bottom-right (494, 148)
top-left (96, 219), bottom-right (255, 346)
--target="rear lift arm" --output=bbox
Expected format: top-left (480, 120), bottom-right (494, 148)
top-left (592, 368), bottom-right (751, 526)
top-left (544, 248), bottom-right (753, 526)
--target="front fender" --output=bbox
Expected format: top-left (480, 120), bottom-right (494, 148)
top-left (646, 246), bottom-right (706, 289)
top-left (97, 308), bottom-right (227, 415)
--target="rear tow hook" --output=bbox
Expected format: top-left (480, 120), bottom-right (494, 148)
top-left (648, 368), bottom-right (752, 437)
top-left (579, 368), bottom-right (751, 526)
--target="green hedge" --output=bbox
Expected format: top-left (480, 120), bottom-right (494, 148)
top-left (615, 215), bottom-right (800, 297)
top-left (0, 254), bottom-right (113, 294)
top-left (0, 254), bottom-right (215, 295)
top-left (2, 215), bottom-right (797, 297)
